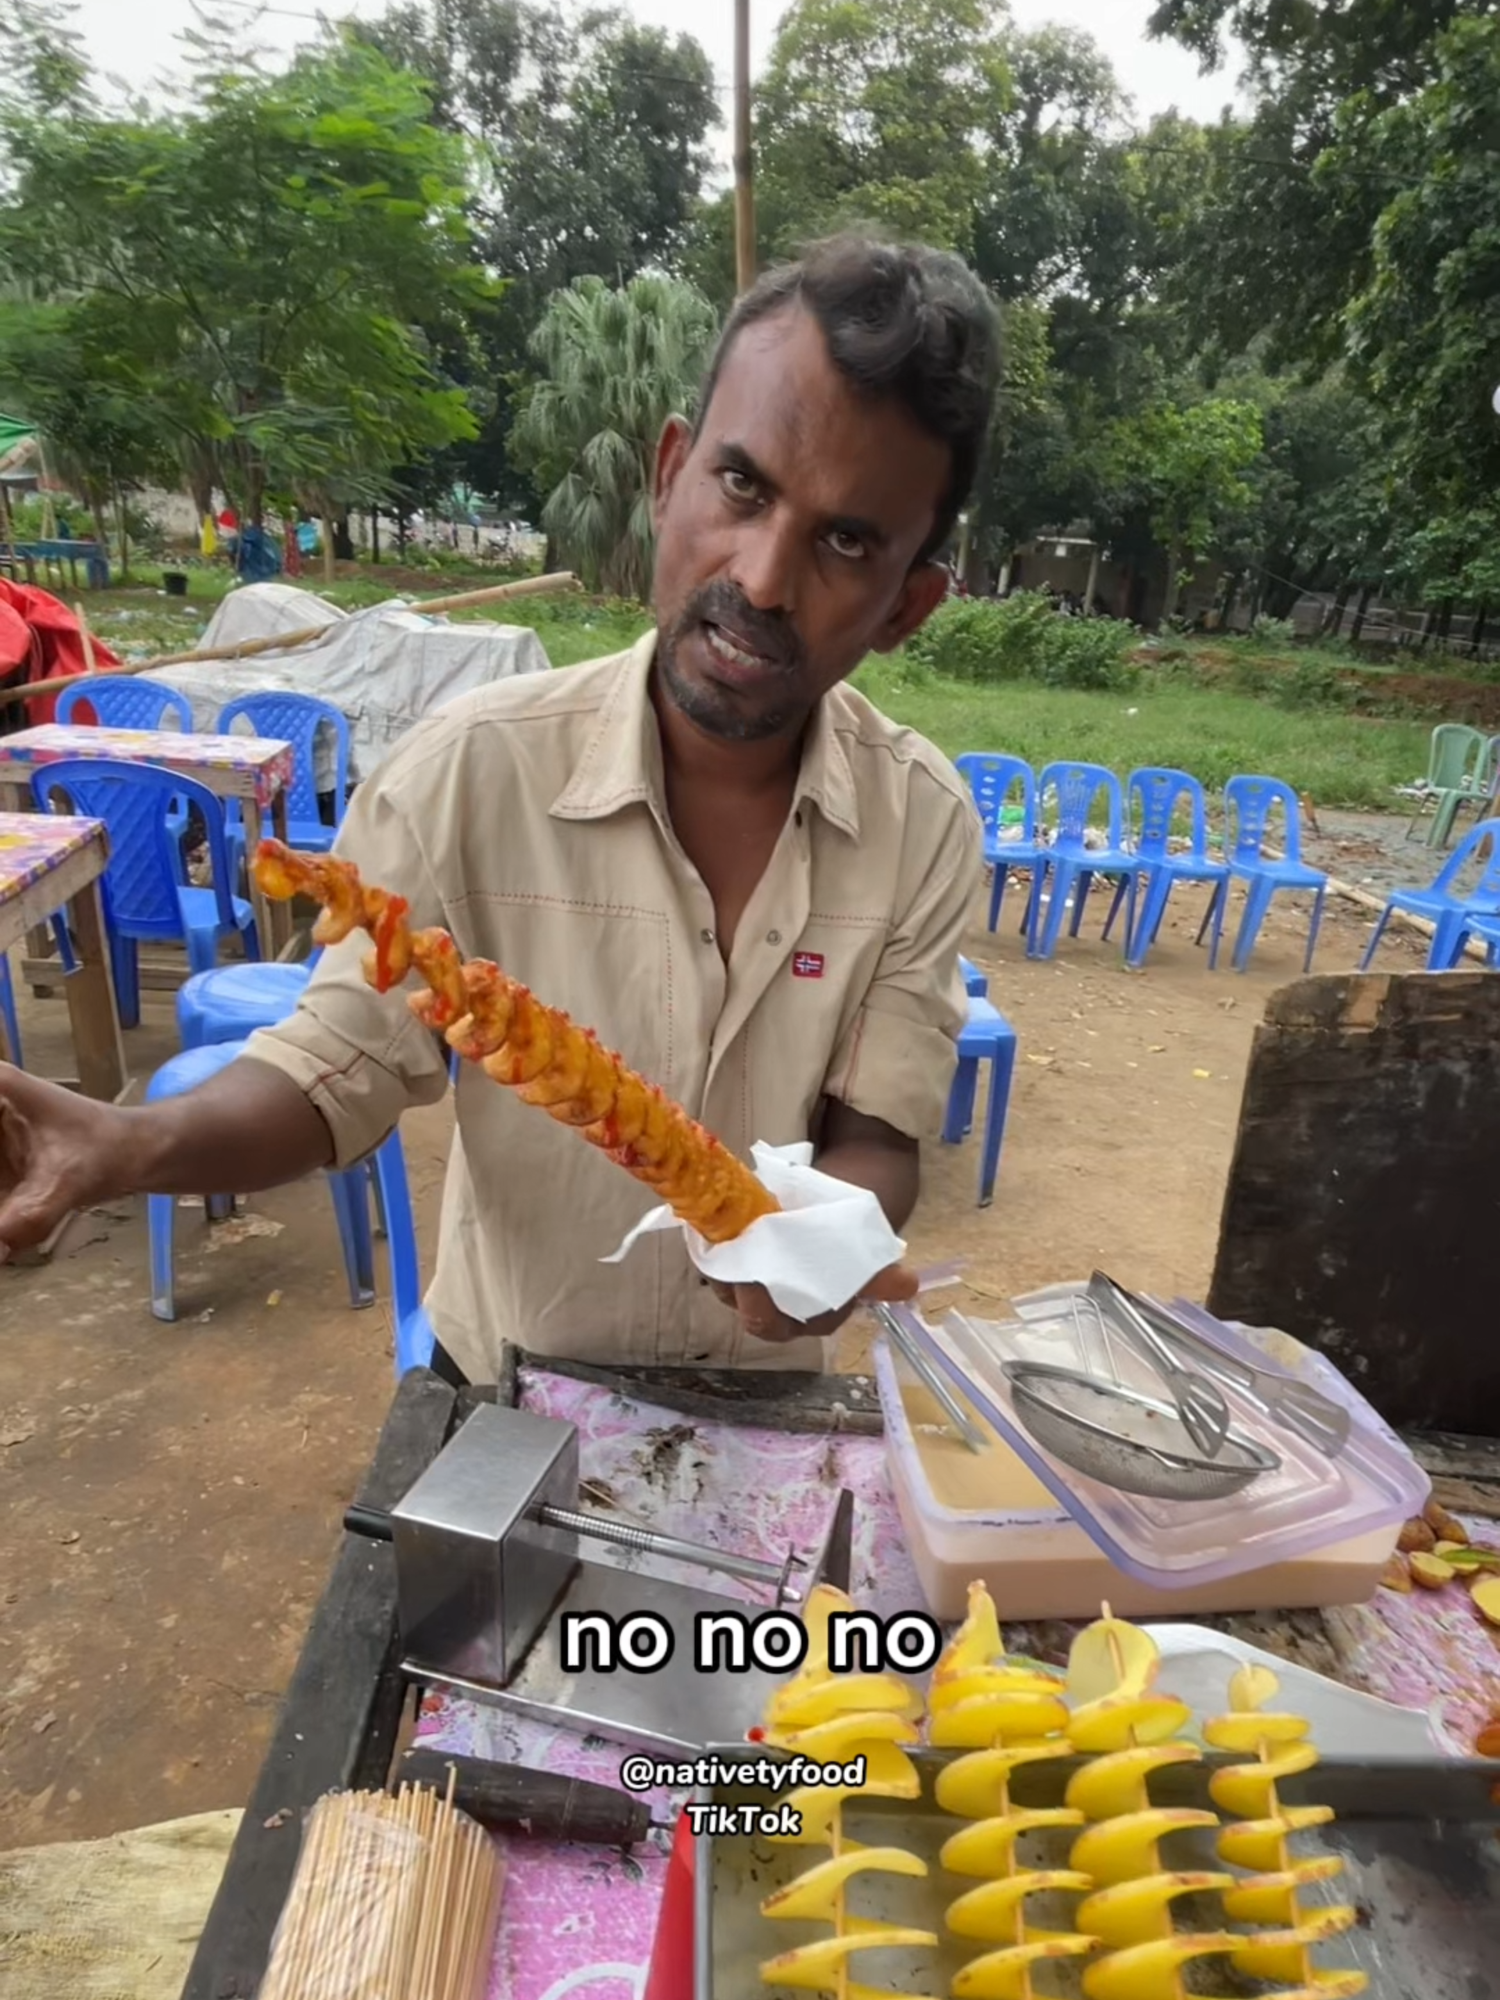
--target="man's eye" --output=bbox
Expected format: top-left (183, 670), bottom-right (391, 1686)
top-left (827, 530), bottom-right (866, 560)
top-left (721, 467), bottom-right (757, 500)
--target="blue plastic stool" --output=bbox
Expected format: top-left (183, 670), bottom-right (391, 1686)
top-left (0, 955), bottom-right (20, 1066)
top-left (143, 1039), bottom-right (406, 1322)
top-left (176, 961), bottom-right (314, 1049)
top-left (941, 996), bottom-right (1017, 1206)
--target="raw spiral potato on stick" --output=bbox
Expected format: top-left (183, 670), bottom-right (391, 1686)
top-left (252, 841), bottom-right (919, 1292)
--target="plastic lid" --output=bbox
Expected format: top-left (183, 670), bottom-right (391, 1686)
top-left (890, 1289), bottom-right (1429, 1590)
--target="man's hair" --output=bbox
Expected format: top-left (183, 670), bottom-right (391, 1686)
top-left (692, 231), bottom-right (1000, 565)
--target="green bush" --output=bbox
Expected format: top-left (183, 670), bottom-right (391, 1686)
top-left (906, 591), bottom-right (1139, 691)
top-left (1273, 657), bottom-right (1356, 710)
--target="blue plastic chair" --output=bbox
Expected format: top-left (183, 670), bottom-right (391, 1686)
top-left (1360, 818), bottom-right (1500, 972)
top-left (954, 753), bottom-right (1044, 934)
top-left (1102, 767), bottom-right (1230, 970)
top-left (143, 1037), bottom-right (418, 1329)
top-left (32, 759), bottom-right (260, 1029)
top-left (1028, 762), bottom-right (1143, 961)
top-left (959, 954), bottom-right (987, 997)
top-left (55, 675), bottom-right (193, 853)
top-left (1205, 774), bottom-right (1328, 974)
top-left (941, 995), bottom-right (1017, 1206)
top-left (217, 693), bottom-right (350, 885)
top-left (1458, 911), bottom-right (1500, 966)
top-left (0, 955), bottom-right (20, 1066)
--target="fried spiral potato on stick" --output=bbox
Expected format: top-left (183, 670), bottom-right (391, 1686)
top-left (252, 840), bottom-right (919, 1296)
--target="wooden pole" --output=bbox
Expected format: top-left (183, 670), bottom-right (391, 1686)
top-left (0, 570), bottom-right (582, 707)
top-left (733, 0), bottom-right (756, 294)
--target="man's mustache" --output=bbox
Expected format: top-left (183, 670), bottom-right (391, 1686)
top-left (678, 583), bottom-right (802, 672)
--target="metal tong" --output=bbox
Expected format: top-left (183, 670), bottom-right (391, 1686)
top-left (872, 1301), bottom-right (986, 1453)
top-left (1128, 1290), bottom-right (1351, 1458)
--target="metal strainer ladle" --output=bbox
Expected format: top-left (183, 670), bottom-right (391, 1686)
top-left (1001, 1361), bottom-right (1281, 1500)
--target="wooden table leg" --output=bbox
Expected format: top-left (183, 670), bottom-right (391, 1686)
top-left (62, 876), bottom-right (127, 1100)
top-left (242, 795), bottom-right (294, 958)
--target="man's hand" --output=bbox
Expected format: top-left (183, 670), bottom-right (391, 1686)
top-left (709, 1279), bottom-right (856, 1346)
top-left (0, 1065), bottom-right (135, 1256)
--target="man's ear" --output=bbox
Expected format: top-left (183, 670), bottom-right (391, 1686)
top-left (871, 560), bottom-right (951, 655)
top-left (653, 415), bottom-right (693, 530)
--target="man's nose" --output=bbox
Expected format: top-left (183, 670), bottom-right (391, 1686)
top-left (729, 511), bottom-right (802, 615)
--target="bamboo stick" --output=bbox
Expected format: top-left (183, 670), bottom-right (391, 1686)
top-left (73, 600), bottom-right (97, 676)
top-left (0, 571), bottom-right (581, 709)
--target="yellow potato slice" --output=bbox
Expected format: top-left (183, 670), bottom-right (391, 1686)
top-left (951, 1937), bottom-right (1096, 2000)
top-left (929, 1665), bottom-right (1065, 1712)
top-left (1064, 1742), bottom-right (1200, 1820)
top-left (1071, 1808), bottom-right (1220, 1886)
top-left (944, 1870), bottom-right (1093, 1939)
top-left (1207, 1741), bottom-right (1321, 1818)
top-left (1066, 1614), bottom-right (1160, 1706)
top-left (1227, 1661), bottom-right (1280, 1712)
top-left (939, 1808), bottom-right (1084, 1876)
top-left (1080, 1932), bottom-right (1242, 2000)
top-left (759, 1846), bottom-right (927, 1921)
top-left (758, 1926), bottom-right (938, 1990)
top-left (1222, 1855), bottom-right (1347, 1926)
top-left (1215, 1805), bottom-right (1333, 1871)
top-left (1229, 1906), bottom-right (1358, 1983)
top-left (932, 1580), bottom-right (1005, 1684)
top-left (1076, 1872), bottom-right (1235, 1949)
top-left (1203, 1711), bottom-right (1311, 1753)
top-left (775, 1710), bottom-right (921, 1760)
top-left (929, 1691), bottom-right (1069, 1749)
top-left (764, 1671), bottom-right (923, 1733)
top-left (1066, 1694), bottom-right (1191, 1755)
top-left (762, 1785), bottom-right (860, 1845)
top-left (934, 1741), bottom-right (1074, 1820)
top-left (1471, 1575), bottom-right (1500, 1625)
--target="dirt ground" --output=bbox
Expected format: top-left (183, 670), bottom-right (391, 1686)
top-left (0, 864), bottom-right (1431, 1851)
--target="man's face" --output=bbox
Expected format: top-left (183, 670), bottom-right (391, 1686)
top-left (650, 306), bottom-right (953, 743)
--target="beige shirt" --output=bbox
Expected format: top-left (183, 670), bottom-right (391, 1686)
top-left (246, 631), bottom-right (982, 1381)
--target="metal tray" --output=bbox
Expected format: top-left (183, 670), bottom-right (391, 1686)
top-left (693, 1747), bottom-right (1499, 2000)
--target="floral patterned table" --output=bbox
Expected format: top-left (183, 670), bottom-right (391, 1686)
top-left (413, 1366), bottom-right (1498, 2000)
top-left (0, 809), bottom-right (125, 1097)
top-left (0, 720), bottom-right (295, 953)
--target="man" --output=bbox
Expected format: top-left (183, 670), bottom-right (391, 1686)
top-left (0, 233), bottom-right (996, 1383)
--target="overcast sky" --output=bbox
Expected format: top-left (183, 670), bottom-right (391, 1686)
top-left (70, 0), bottom-right (1249, 158)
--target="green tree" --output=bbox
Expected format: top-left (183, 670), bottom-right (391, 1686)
top-left (0, 34), bottom-right (490, 527)
top-left (510, 274), bottom-right (718, 597)
top-left (1106, 397), bottom-right (1263, 620)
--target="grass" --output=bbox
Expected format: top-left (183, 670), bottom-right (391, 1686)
top-left (75, 573), bottom-right (1430, 811)
top-left (852, 656), bottom-right (1430, 812)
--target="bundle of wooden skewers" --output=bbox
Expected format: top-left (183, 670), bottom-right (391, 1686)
top-left (258, 1774), bottom-right (504, 2000)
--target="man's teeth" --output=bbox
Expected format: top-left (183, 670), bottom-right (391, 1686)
top-left (706, 623), bottom-right (768, 670)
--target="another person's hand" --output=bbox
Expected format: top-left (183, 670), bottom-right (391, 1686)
top-left (709, 1259), bottom-right (920, 1346)
top-left (0, 1064), bottom-right (132, 1257)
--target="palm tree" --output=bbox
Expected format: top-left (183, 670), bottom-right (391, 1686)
top-left (512, 273), bottom-right (719, 599)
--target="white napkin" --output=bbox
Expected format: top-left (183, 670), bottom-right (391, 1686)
top-left (601, 1139), bottom-right (906, 1322)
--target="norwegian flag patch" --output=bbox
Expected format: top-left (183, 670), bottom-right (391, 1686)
top-left (792, 951), bottom-right (825, 979)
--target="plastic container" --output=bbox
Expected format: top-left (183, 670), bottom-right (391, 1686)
top-left (873, 1294), bottom-right (1427, 1621)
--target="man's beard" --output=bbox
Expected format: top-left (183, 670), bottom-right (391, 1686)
top-left (656, 583), bottom-right (805, 742)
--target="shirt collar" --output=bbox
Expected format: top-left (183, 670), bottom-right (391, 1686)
top-left (549, 626), bottom-right (861, 839)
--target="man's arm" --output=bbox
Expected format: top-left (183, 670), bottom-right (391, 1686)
top-left (814, 1099), bottom-right (920, 1231)
top-left (0, 727), bottom-right (457, 1259)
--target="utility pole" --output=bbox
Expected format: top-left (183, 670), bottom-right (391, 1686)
top-left (733, 0), bottom-right (756, 293)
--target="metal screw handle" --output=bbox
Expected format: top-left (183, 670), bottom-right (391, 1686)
top-left (540, 1504), bottom-right (803, 1599)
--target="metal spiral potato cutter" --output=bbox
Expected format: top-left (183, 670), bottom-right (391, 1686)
top-left (345, 1403), bottom-right (854, 1754)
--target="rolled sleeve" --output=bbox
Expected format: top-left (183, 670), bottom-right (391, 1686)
top-left (243, 758), bottom-right (451, 1170)
top-left (822, 778), bottom-right (982, 1139)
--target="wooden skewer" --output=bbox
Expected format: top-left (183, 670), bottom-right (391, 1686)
top-left (73, 600), bottom-right (97, 677)
top-left (0, 570), bottom-right (582, 708)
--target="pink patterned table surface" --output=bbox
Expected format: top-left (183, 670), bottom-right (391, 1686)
top-left (0, 810), bottom-right (105, 908)
top-left (0, 722), bottom-right (293, 806)
top-left (414, 1368), bottom-right (1499, 2000)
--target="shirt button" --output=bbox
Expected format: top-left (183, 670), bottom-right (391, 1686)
top-left (767, 929), bottom-right (781, 945)
top-left (700, 927), bottom-right (715, 944)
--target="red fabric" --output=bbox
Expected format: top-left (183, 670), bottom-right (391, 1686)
top-left (643, 1808), bottom-right (695, 2000)
top-left (0, 579), bottom-right (122, 726)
